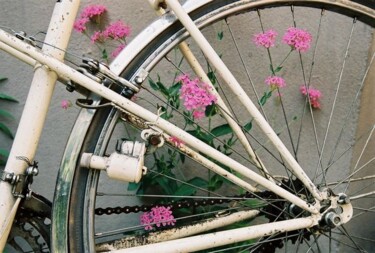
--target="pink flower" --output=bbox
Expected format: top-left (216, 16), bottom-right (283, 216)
top-left (177, 74), bottom-right (217, 120)
top-left (253, 29), bottom-right (278, 48)
top-left (282, 27), bottom-right (312, 52)
top-left (265, 76), bottom-right (286, 89)
top-left (80, 4), bottom-right (107, 19)
top-left (111, 43), bottom-right (126, 58)
top-left (300, 86), bottom-right (322, 109)
top-left (90, 31), bottom-right (103, 43)
top-left (140, 206), bottom-right (176, 231)
top-left (102, 20), bottom-right (131, 40)
top-left (169, 136), bottom-right (185, 148)
top-left (61, 99), bottom-right (72, 110)
top-left (73, 17), bottom-right (89, 33)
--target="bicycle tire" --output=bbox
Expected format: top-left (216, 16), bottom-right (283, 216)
top-left (52, 0), bottom-right (375, 252)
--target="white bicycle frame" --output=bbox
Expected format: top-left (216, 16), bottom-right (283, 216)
top-left (0, 0), bottom-right (351, 252)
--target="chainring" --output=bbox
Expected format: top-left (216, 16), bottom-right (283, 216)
top-left (6, 192), bottom-right (51, 253)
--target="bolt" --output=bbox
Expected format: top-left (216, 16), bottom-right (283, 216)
top-left (338, 193), bottom-right (350, 204)
top-left (26, 166), bottom-right (39, 176)
top-left (135, 76), bottom-right (143, 84)
top-left (149, 135), bottom-right (162, 146)
top-left (324, 212), bottom-right (341, 228)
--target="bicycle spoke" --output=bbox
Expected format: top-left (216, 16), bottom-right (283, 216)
top-left (316, 18), bottom-right (357, 188)
top-left (326, 50), bottom-right (375, 170)
top-left (338, 225), bottom-right (367, 252)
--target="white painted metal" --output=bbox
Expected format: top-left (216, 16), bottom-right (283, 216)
top-left (0, 28), bottom-right (318, 214)
top-left (81, 141), bottom-right (147, 183)
top-left (0, 198), bottom-right (21, 249)
top-left (112, 216), bottom-right (316, 252)
top-left (164, 0), bottom-right (323, 201)
top-left (0, 41), bottom-right (36, 66)
top-left (96, 210), bottom-right (260, 250)
top-left (0, 1), bottom-right (80, 250)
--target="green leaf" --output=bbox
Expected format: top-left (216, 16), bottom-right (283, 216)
top-left (0, 76), bottom-right (7, 82)
top-left (205, 104), bottom-right (217, 117)
top-left (274, 66), bottom-right (283, 73)
top-left (187, 129), bottom-right (213, 144)
top-left (0, 109), bottom-right (15, 119)
top-left (183, 111), bottom-right (194, 125)
top-left (127, 182), bottom-right (140, 191)
top-left (208, 174), bottom-right (224, 191)
top-left (102, 48), bottom-right (108, 60)
top-left (0, 94), bottom-right (18, 102)
top-left (211, 124), bottom-right (232, 137)
top-left (217, 31), bottom-right (224, 41)
top-left (207, 71), bottom-right (217, 85)
top-left (156, 81), bottom-right (169, 98)
top-left (174, 177), bottom-right (208, 197)
top-left (149, 79), bottom-right (160, 91)
top-left (0, 149), bottom-right (9, 165)
top-left (241, 199), bottom-right (267, 208)
top-left (154, 176), bottom-right (176, 195)
top-left (179, 153), bottom-right (185, 164)
top-left (244, 121), bottom-right (252, 132)
top-left (259, 91), bottom-right (272, 106)
top-left (0, 122), bottom-right (14, 139)
top-left (0, 149), bottom-right (9, 158)
top-left (168, 82), bottom-right (181, 97)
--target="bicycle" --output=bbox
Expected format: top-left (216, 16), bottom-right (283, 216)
top-left (0, 0), bottom-right (374, 252)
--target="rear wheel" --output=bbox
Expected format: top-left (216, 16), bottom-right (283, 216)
top-left (62, 0), bottom-right (375, 252)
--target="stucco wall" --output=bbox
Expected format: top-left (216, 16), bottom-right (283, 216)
top-left (0, 0), bottom-right (155, 200)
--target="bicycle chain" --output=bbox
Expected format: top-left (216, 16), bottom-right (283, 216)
top-left (95, 191), bottom-right (272, 216)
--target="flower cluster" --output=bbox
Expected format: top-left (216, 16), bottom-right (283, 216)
top-left (73, 5), bottom-right (107, 33)
top-left (169, 136), bottom-right (185, 148)
top-left (177, 74), bottom-right (217, 120)
top-left (253, 27), bottom-right (312, 52)
top-left (253, 29), bottom-right (278, 48)
top-left (300, 86), bottom-right (322, 109)
top-left (102, 21), bottom-right (131, 40)
top-left (140, 206), bottom-right (176, 231)
top-left (265, 76), bottom-right (286, 89)
top-left (81, 4), bottom-right (107, 19)
top-left (61, 99), bottom-right (72, 110)
top-left (73, 4), bottom-right (130, 59)
top-left (282, 27), bottom-right (312, 52)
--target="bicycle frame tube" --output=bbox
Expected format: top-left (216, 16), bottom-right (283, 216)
top-left (114, 216), bottom-right (317, 252)
top-left (0, 0), bottom-right (80, 250)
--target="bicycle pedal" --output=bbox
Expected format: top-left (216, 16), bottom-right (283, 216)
top-left (80, 140), bottom-right (147, 183)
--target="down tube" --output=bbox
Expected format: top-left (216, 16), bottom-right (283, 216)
top-left (114, 216), bottom-right (316, 252)
top-left (0, 28), bottom-right (318, 214)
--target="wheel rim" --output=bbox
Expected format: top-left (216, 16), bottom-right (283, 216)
top-left (73, 0), bottom-right (373, 252)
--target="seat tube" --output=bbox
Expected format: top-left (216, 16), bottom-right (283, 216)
top-left (0, 0), bottom-right (80, 249)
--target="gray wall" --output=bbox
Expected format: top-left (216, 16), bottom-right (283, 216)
top-left (0, 0), bottom-right (155, 200)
